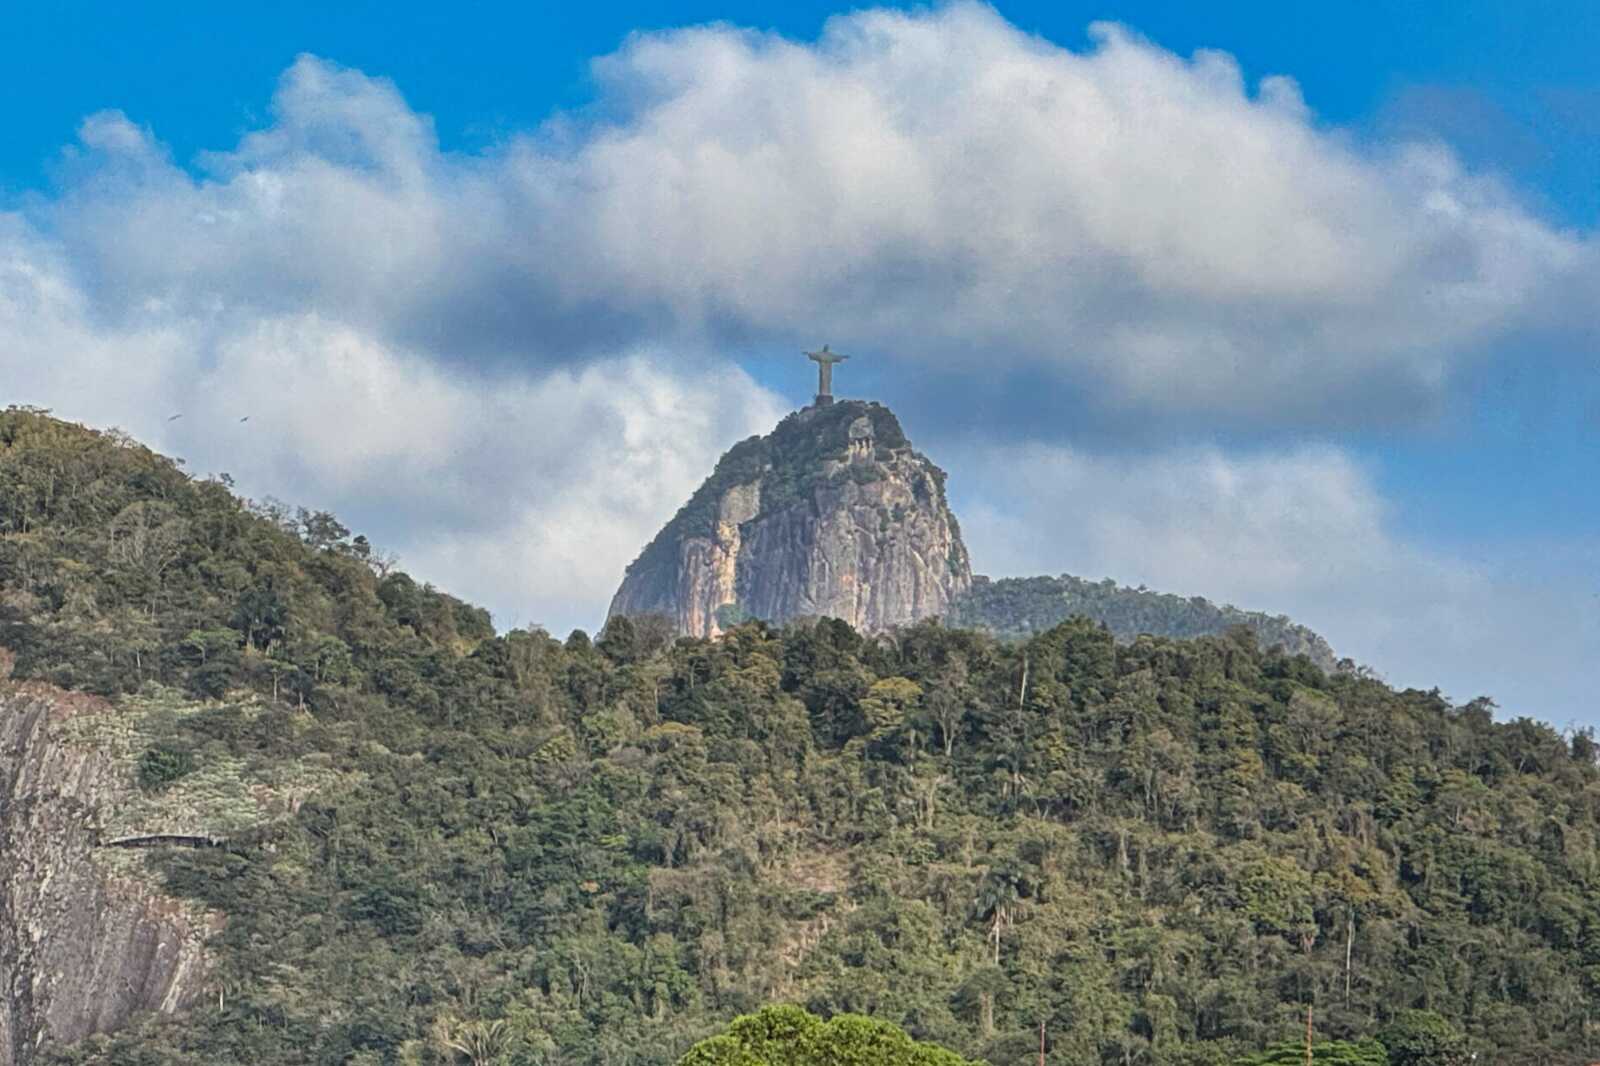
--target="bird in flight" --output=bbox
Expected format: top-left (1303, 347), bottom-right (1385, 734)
top-left (240, 416), bottom-right (249, 423)
top-left (167, 413), bottom-right (182, 422)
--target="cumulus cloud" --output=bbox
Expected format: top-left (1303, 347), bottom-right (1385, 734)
top-left (26, 4), bottom-right (1595, 428)
top-left (953, 444), bottom-right (1598, 721)
top-left (561, 8), bottom-right (1586, 421)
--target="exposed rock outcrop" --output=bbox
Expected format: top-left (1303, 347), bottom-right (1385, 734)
top-left (0, 669), bottom-right (215, 1066)
top-left (609, 401), bottom-right (971, 637)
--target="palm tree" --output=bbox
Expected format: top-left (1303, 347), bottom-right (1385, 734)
top-left (971, 867), bottom-right (1021, 964)
top-left (432, 1015), bottom-right (512, 1066)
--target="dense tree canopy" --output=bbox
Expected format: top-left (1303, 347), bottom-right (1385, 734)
top-left (4, 409), bottom-right (1598, 1066)
top-left (1376, 1011), bottom-right (1471, 1066)
top-left (1232, 1039), bottom-right (1388, 1066)
top-left (677, 1006), bottom-right (977, 1066)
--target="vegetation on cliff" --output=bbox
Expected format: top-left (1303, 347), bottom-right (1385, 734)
top-left (3, 409), bottom-right (1598, 1066)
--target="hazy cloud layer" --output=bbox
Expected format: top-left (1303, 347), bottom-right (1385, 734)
top-left (955, 444), bottom-right (1598, 722)
top-left (2, 4), bottom-right (1595, 720)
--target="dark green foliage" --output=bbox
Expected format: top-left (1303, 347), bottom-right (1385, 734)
top-left (716, 602), bottom-right (752, 630)
top-left (1377, 1011), bottom-right (1470, 1066)
top-left (9, 409), bottom-right (1600, 1066)
top-left (951, 575), bottom-right (1338, 668)
top-left (678, 1005), bottom-right (978, 1066)
top-left (136, 744), bottom-right (196, 791)
top-left (1234, 1039), bottom-right (1388, 1065)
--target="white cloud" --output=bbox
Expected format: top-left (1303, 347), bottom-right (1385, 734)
top-left (535, 8), bottom-right (1585, 417)
top-left (953, 443), bottom-right (1599, 722)
top-left (27, 7), bottom-right (1594, 427)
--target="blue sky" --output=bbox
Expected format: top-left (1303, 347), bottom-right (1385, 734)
top-left (3, 2), bottom-right (1596, 724)
top-left (8, 2), bottom-right (1599, 220)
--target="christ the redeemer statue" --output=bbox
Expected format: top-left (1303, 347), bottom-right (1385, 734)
top-left (805, 345), bottom-right (849, 406)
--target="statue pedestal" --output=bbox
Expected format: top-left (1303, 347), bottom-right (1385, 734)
top-left (814, 394), bottom-right (834, 407)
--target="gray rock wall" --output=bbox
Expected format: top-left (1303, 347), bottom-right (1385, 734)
top-left (734, 451), bottom-right (969, 634)
top-left (609, 402), bottom-right (971, 637)
top-left (0, 678), bottom-right (213, 1066)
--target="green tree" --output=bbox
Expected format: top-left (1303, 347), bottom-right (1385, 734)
top-left (677, 1006), bottom-right (976, 1066)
top-left (1378, 1010), bottom-right (1470, 1066)
top-left (1233, 1039), bottom-right (1387, 1066)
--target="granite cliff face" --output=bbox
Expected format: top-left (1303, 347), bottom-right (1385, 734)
top-left (0, 668), bottom-right (214, 1066)
top-left (609, 401), bottom-right (972, 637)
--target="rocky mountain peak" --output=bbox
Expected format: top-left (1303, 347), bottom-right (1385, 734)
top-left (608, 400), bottom-right (972, 637)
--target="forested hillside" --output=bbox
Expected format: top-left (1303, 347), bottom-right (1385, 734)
top-left (3, 408), bottom-right (1598, 1066)
top-left (951, 576), bottom-right (1338, 670)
